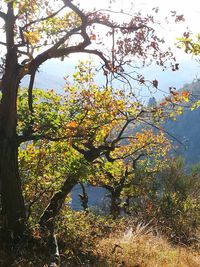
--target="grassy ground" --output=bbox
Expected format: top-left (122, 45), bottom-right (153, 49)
top-left (1, 217), bottom-right (199, 266)
top-left (94, 225), bottom-right (200, 267)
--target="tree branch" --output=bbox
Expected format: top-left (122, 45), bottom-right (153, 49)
top-left (111, 111), bottom-right (144, 147)
top-left (22, 0), bottom-right (145, 76)
top-left (20, 5), bottom-right (67, 31)
top-left (0, 11), bottom-right (6, 21)
top-left (28, 69), bottom-right (36, 114)
top-left (82, 49), bottom-right (111, 69)
top-left (138, 117), bottom-right (186, 148)
top-left (0, 41), bottom-right (7, 46)
top-left (63, 0), bottom-right (87, 25)
top-left (26, 189), bottom-right (49, 220)
top-left (26, 25), bottom-right (85, 74)
top-left (112, 119), bottom-right (132, 146)
top-left (88, 15), bottom-right (147, 32)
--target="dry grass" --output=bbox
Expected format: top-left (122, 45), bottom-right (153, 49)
top-left (1, 219), bottom-right (199, 266)
top-left (94, 223), bottom-right (200, 267)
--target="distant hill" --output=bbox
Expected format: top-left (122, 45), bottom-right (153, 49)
top-left (164, 80), bottom-right (200, 165)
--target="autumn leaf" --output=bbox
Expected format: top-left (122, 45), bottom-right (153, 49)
top-left (68, 121), bottom-right (78, 128)
top-left (177, 106), bottom-right (183, 115)
top-left (24, 31), bottom-right (41, 45)
top-left (181, 90), bottom-right (189, 102)
top-left (90, 34), bottom-right (96, 41)
top-left (152, 80), bottom-right (158, 88)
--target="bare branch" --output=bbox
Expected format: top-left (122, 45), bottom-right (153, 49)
top-left (82, 49), bottom-right (111, 69)
top-left (22, 1), bottom-right (150, 77)
top-left (89, 15), bottom-right (147, 32)
top-left (138, 117), bottom-right (186, 148)
top-left (18, 0), bottom-right (91, 74)
top-left (28, 70), bottom-right (36, 114)
top-left (111, 110), bottom-right (144, 146)
top-left (0, 11), bottom-right (6, 21)
top-left (25, 25), bottom-right (82, 74)
top-left (20, 5), bottom-right (67, 30)
top-left (132, 153), bottom-right (145, 169)
top-left (89, 9), bottom-right (133, 18)
top-left (0, 41), bottom-right (7, 46)
top-left (63, 0), bottom-right (87, 25)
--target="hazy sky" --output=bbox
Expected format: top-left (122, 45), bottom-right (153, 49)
top-left (76, 0), bottom-right (200, 59)
top-left (22, 0), bottom-right (200, 98)
top-left (80, 0), bottom-right (200, 29)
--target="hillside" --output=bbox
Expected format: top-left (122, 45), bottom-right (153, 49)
top-left (164, 81), bottom-right (200, 165)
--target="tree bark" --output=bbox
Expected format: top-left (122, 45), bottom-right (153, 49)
top-left (79, 182), bottom-right (88, 212)
top-left (103, 184), bottom-right (121, 219)
top-left (48, 233), bottom-right (60, 267)
top-left (110, 193), bottom-right (121, 219)
top-left (0, 36), bottom-right (26, 239)
top-left (0, 140), bottom-right (26, 239)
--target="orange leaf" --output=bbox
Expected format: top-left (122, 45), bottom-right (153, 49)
top-left (90, 34), bottom-right (96, 40)
top-left (182, 90), bottom-right (189, 102)
top-left (68, 121), bottom-right (78, 128)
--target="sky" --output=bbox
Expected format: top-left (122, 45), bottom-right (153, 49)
top-left (56, 0), bottom-right (200, 72)
top-left (17, 0), bottom-right (200, 98)
top-left (1, 0), bottom-right (200, 60)
top-left (74, 0), bottom-right (200, 59)
top-left (80, 0), bottom-right (200, 34)
top-left (49, 0), bottom-right (200, 97)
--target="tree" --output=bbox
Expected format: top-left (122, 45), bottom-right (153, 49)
top-left (0, 0), bottom-right (181, 241)
top-left (19, 139), bottom-right (89, 225)
top-left (88, 129), bottom-right (171, 218)
top-left (17, 68), bottom-right (170, 225)
top-left (14, 61), bottom-right (187, 265)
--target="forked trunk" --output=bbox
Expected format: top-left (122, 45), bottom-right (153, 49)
top-left (39, 176), bottom-right (77, 230)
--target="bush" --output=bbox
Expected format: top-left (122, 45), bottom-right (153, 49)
top-left (56, 208), bottom-right (127, 266)
top-left (129, 158), bottom-right (200, 243)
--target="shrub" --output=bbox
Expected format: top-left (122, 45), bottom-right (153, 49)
top-left (56, 208), bottom-right (127, 266)
top-left (129, 158), bottom-right (200, 243)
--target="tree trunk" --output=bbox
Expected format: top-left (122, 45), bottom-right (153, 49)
top-left (79, 182), bottom-right (88, 212)
top-left (0, 140), bottom-right (26, 240)
top-left (39, 176), bottom-right (77, 230)
top-left (110, 193), bottom-right (121, 219)
top-left (0, 41), bottom-right (26, 240)
top-left (39, 177), bottom-right (76, 267)
top-left (48, 233), bottom-right (60, 267)
top-left (123, 196), bottom-right (131, 215)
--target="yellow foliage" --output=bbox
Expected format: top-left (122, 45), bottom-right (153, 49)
top-left (24, 31), bottom-right (41, 45)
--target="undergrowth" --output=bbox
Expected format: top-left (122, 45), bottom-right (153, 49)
top-left (94, 223), bottom-right (200, 267)
top-left (1, 210), bottom-right (199, 266)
